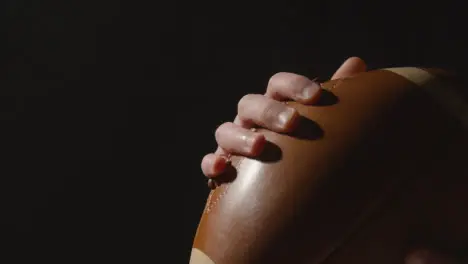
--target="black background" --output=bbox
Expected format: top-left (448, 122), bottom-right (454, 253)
top-left (3, 0), bottom-right (467, 262)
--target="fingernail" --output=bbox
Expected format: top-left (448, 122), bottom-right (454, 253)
top-left (298, 82), bottom-right (321, 100)
top-left (240, 134), bottom-right (257, 153)
top-left (276, 107), bottom-right (297, 129)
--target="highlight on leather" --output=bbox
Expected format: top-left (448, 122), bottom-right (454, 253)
top-left (190, 67), bottom-right (468, 264)
top-left (383, 67), bottom-right (468, 130)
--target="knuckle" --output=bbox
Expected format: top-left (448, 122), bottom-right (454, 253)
top-left (268, 72), bottom-right (286, 87)
top-left (288, 74), bottom-right (310, 89)
top-left (268, 72), bottom-right (311, 95)
top-left (201, 154), bottom-right (210, 166)
top-left (215, 122), bottom-right (233, 142)
top-left (201, 156), bottom-right (211, 173)
top-left (237, 93), bottom-right (257, 113)
top-left (260, 101), bottom-right (277, 124)
top-left (267, 73), bottom-right (285, 94)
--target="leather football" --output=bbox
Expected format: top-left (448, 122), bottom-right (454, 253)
top-left (191, 68), bottom-right (468, 264)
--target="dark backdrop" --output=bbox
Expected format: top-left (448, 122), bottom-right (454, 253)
top-left (3, 0), bottom-right (467, 262)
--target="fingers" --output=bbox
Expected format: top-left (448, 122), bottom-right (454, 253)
top-left (211, 72), bottom-right (321, 164)
top-left (331, 56), bottom-right (367, 80)
top-left (237, 94), bottom-right (300, 133)
top-left (265, 72), bottom-right (322, 104)
top-left (213, 115), bottom-right (249, 156)
top-left (206, 95), bottom-right (293, 177)
top-left (201, 153), bottom-right (229, 178)
top-left (215, 122), bottom-right (266, 156)
top-left (202, 122), bottom-right (265, 178)
top-left (203, 57), bottom-right (367, 179)
top-left (205, 73), bottom-right (319, 178)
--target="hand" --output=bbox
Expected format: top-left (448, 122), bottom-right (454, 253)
top-left (201, 57), bottom-right (367, 178)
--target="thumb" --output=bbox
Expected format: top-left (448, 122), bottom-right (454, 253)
top-left (331, 56), bottom-right (367, 80)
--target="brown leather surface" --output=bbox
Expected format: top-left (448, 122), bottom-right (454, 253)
top-left (191, 69), bottom-right (468, 264)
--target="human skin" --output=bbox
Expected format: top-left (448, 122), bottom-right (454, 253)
top-left (199, 57), bottom-right (461, 264)
top-left (201, 57), bottom-right (367, 177)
